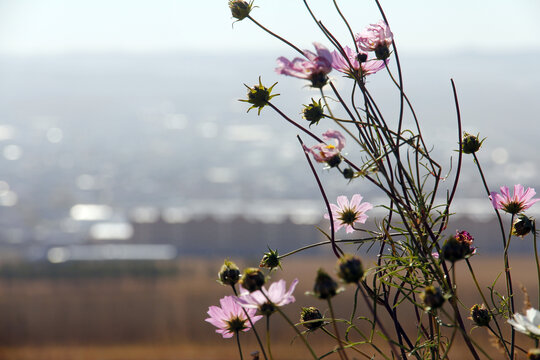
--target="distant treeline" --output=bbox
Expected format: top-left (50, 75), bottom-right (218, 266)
top-left (0, 260), bottom-right (179, 279)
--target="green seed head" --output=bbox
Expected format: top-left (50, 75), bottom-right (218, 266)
top-left (462, 132), bottom-right (484, 154)
top-left (259, 248), bottom-right (281, 270)
top-left (313, 268), bottom-right (338, 299)
top-left (421, 285), bottom-right (445, 310)
top-left (228, 0), bottom-right (253, 21)
top-left (300, 307), bottom-right (324, 330)
top-left (302, 99), bottom-right (324, 126)
top-left (336, 254), bottom-right (364, 284)
top-left (470, 304), bottom-right (491, 327)
top-left (240, 267), bottom-right (265, 292)
top-left (512, 214), bottom-right (536, 237)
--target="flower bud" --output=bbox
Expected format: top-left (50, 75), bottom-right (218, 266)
top-left (241, 77), bottom-right (278, 115)
top-left (309, 71), bottom-right (329, 89)
top-left (336, 254), bottom-right (364, 284)
top-left (259, 248), bottom-right (280, 270)
top-left (374, 44), bottom-right (390, 60)
top-left (326, 154), bottom-right (342, 168)
top-left (228, 0), bottom-right (253, 21)
top-left (470, 304), bottom-right (491, 327)
top-left (259, 302), bottom-right (276, 316)
top-left (528, 349), bottom-right (540, 360)
top-left (240, 267), bottom-right (265, 292)
top-left (462, 133), bottom-right (483, 154)
top-left (356, 53), bottom-right (368, 63)
top-left (421, 286), bottom-right (445, 310)
top-left (302, 99), bottom-right (324, 126)
top-left (442, 230), bottom-right (474, 262)
top-left (300, 306), bottom-right (324, 330)
top-left (343, 168), bottom-right (355, 179)
top-left (218, 260), bottom-right (241, 286)
top-left (313, 268), bottom-right (338, 299)
top-left (512, 214), bottom-right (535, 237)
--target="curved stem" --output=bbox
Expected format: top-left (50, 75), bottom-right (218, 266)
top-left (321, 327), bottom-right (374, 360)
top-left (231, 285), bottom-right (269, 360)
top-left (266, 316), bottom-right (274, 360)
top-left (358, 284), bottom-right (401, 359)
top-left (440, 308), bottom-right (493, 360)
top-left (247, 16), bottom-right (304, 56)
top-left (439, 327), bottom-right (457, 360)
top-left (327, 297), bottom-right (349, 360)
top-left (320, 89), bottom-right (363, 148)
top-left (349, 284), bottom-right (360, 324)
top-left (261, 292), bottom-right (318, 360)
top-left (332, 0), bottom-right (358, 53)
top-left (465, 259), bottom-right (511, 358)
top-left (297, 135), bottom-right (342, 258)
top-left (535, 230), bottom-right (540, 309)
top-left (236, 331), bottom-right (244, 360)
top-left (471, 151), bottom-right (515, 357)
top-left (504, 214), bottom-right (516, 359)
top-left (278, 237), bottom-right (379, 259)
top-left (487, 325), bottom-right (528, 355)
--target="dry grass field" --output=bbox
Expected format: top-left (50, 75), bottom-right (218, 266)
top-left (0, 256), bottom-right (537, 359)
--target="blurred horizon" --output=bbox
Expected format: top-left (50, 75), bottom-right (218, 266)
top-left (0, 49), bottom-right (538, 261)
top-left (0, 2), bottom-right (539, 359)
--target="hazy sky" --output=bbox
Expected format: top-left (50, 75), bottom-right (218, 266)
top-left (0, 0), bottom-right (539, 55)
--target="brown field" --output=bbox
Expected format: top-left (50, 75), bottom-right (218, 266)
top-left (0, 256), bottom-right (537, 359)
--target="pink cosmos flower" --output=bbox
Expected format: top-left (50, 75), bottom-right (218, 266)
top-left (236, 279), bottom-right (298, 315)
top-left (355, 20), bottom-right (393, 55)
top-left (205, 295), bottom-right (263, 338)
top-left (331, 46), bottom-right (387, 78)
top-left (325, 194), bottom-right (373, 233)
top-left (305, 129), bottom-right (346, 166)
top-left (490, 184), bottom-right (540, 214)
top-left (276, 43), bottom-right (333, 88)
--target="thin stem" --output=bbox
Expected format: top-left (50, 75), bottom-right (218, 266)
top-left (236, 331), bottom-right (244, 360)
top-left (358, 284), bottom-right (401, 359)
top-left (372, 0), bottom-right (406, 148)
top-left (471, 151), bottom-right (515, 358)
top-left (320, 89), bottom-right (364, 148)
top-left (247, 16), bottom-right (304, 56)
top-left (440, 308), bottom-right (493, 360)
top-left (231, 285), bottom-right (269, 360)
top-left (349, 284), bottom-right (360, 324)
top-left (321, 327), bottom-right (374, 360)
top-left (439, 327), bottom-right (457, 360)
top-left (297, 135), bottom-right (342, 258)
top-left (278, 236), bottom-right (387, 259)
top-left (535, 229), bottom-right (540, 309)
top-left (261, 292), bottom-right (318, 360)
top-left (332, 0), bottom-right (358, 53)
top-left (436, 79), bottom-right (463, 240)
top-left (487, 325), bottom-right (528, 354)
top-left (504, 214), bottom-right (516, 359)
top-left (266, 316), bottom-right (274, 360)
top-left (446, 290), bottom-right (481, 360)
top-left (452, 264), bottom-right (456, 297)
top-left (465, 259), bottom-right (511, 358)
top-left (429, 314), bottom-right (436, 360)
top-left (327, 297), bottom-right (349, 360)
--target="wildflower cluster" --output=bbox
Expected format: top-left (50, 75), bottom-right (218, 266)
top-left (206, 1), bottom-right (540, 359)
top-left (208, 260), bottom-right (299, 340)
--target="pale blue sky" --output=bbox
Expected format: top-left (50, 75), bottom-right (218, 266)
top-left (0, 0), bottom-right (539, 55)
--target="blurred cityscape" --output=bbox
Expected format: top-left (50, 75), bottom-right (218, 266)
top-left (0, 51), bottom-right (538, 262)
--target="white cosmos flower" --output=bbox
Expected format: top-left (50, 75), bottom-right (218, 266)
top-left (508, 308), bottom-right (540, 337)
